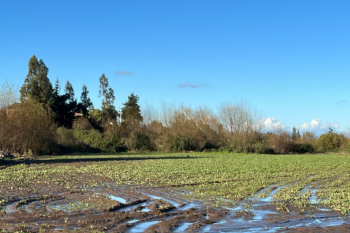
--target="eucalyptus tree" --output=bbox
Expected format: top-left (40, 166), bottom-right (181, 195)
top-left (99, 74), bottom-right (117, 125)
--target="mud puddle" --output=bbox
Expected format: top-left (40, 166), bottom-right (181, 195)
top-left (1, 181), bottom-right (350, 232)
top-left (129, 220), bottom-right (161, 232)
top-left (204, 183), bottom-right (350, 232)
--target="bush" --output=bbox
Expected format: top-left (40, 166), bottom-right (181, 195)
top-left (315, 132), bottom-right (347, 152)
top-left (56, 128), bottom-right (116, 153)
top-left (74, 117), bottom-right (94, 130)
top-left (253, 142), bottom-right (275, 154)
top-left (128, 132), bottom-right (153, 151)
top-left (56, 127), bottom-right (78, 153)
top-left (291, 143), bottom-right (315, 153)
top-left (163, 134), bottom-right (199, 152)
top-left (200, 140), bottom-right (219, 151)
top-left (0, 101), bottom-right (57, 156)
top-left (267, 132), bottom-right (293, 154)
top-left (218, 147), bottom-right (232, 153)
top-left (73, 130), bottom-right (114, 152)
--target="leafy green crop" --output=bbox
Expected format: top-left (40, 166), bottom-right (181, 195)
top-left (1, 153), bottom-right (350, 215)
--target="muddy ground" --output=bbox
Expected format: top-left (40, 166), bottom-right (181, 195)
top-left (1, 161), bottom-right (350, 232)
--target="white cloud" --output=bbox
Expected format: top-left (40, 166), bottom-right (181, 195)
top-left (299, 118), bottom-right (340, 135)
top-left (260, 117), bottom-right (288, 132)
top-left (258, 117), bottom-right (340, 136)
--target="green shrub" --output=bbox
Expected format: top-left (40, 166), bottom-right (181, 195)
top-left (291, 143), bottom-right (315, 153)
top-left (128, 132), bottom-right (153, 151)
top-left (200, 140), bottom-right (219, 151)
top-left (56, 127), bottom-right (75, 145)
top-left (253, 142), bottom-right (274, 154)
top-left (74, 117), bottom-right (94, 130)
top-left (73, 130), bottom-right (113, 152)
top-left (218, 147), bottom-right (232, 153)
top-left (173, 136), bottom-right (198, 152)
top-left (56, 128), bottom-right (116, 153)
top-left (315, 132), bottom-right (346, 152)
top-left (163, 135), bottom-right (198, 152)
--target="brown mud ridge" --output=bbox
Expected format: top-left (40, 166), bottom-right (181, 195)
top-left (1, 182), bottom-right (350, 232)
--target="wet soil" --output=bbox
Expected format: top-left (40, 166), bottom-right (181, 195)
top-left (1, 163), bottom-right (350, 232)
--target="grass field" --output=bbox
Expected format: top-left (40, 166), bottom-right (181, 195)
top-left (1, 152), bottom-right (350, 215)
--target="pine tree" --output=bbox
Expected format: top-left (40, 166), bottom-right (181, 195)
top-left (121, 93), bottom-right (143, 123)
top-left (53, 77), bottom-right (60, 97)
top-left (51, 78), bottom-right (70, 127)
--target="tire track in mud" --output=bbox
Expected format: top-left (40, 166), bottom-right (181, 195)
top-left (1, 181), bottom-right (350, 232)
top-left (0, 185), bottom-right (214, 232)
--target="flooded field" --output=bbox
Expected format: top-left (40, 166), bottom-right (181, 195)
top-left (1, 153), bottom-right (350, 232)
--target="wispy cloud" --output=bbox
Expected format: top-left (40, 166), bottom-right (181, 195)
top-left (114, 70), bottom-right (134, 75)
top-left (336, 99), bottom-right (347, 104)
top-left (299, 118), bottom-right (340, 135)
top-left (178, 83), bottom-right (207, 88)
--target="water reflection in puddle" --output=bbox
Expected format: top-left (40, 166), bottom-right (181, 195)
top-left (142, 193), bottom-right (181, 208)
top-left (205, 183), bottom-right (350, 233)
top-left (207, 216), bottom-right (350, 233)
top-left (179, 201), bottom-right (202, 210)
top-left (117, 201), bottom-right (153, 212)
top-left (129, 221), bottom-right (161, 233)
top-left (4, 203), bottom-right (17, 213)
top-left (109, 195), bottom-right (127, 204)
top-left (126, 219), bottom-right (139, 224)
top-left (174, 222), bottom-right (192, 232)
top-left (310, 189), bottom-right (318, 204)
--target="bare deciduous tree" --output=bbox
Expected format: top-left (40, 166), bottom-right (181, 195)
top-left (218, 100), bottom-right (262, 151)
top-left (0, 82), bottom-right (19, 110)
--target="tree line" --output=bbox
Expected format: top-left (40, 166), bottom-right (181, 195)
top-left (0, 55), bottom-right (349, 157)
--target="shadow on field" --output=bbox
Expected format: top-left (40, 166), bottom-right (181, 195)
top-left (4, 155), bottom-right (196, 166)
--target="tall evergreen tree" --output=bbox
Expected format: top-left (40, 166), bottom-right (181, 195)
top-left (51, 78), bottom-right (70, 127)
top-left (64, 81), bottom-right (75, 104)
top-left (53, 77), bottom-right (60, 97)
top-left (64, 80), bottom-right (77, 128)
top-left (121, 93), bottom-right (143, 123)
top-left (78, 84), bottom-right (94, 115)
top-left (20, 55), bottom-right (53, 110)
top-left (291, 126), bottom-right (297, 141)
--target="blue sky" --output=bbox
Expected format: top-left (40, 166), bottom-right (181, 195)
top-left (1, 1), bottom-right (350, 134)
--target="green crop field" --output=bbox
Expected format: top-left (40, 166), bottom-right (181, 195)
top-left (1, 153), bottom-right (350, 215)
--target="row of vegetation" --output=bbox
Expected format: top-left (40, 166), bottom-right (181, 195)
top-left (0, 55), bottom-right (349, 157)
